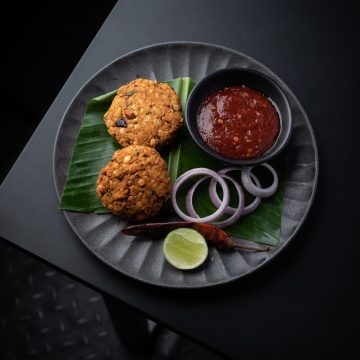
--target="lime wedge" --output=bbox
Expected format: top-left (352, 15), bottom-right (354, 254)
top-left (163, 228), bottom-right (208, 270)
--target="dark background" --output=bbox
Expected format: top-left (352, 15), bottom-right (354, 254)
top-left (1, 0), bottom-right (117, 183)
top-left (2, 1), bottom-right (360, 359)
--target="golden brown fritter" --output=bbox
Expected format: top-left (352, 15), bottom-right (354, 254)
top-left (96, 145), bottom-right (171, 221)
top-left (104, 78), bottom-right (183, 149)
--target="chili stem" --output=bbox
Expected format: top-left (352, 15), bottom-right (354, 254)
top-left (227, 239), bottom-right (269, 252)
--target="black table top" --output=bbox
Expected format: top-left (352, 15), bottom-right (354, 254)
top-left (1, 1), bottom-right (359, 358)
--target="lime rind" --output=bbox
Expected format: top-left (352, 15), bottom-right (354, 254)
top-left (163, 228), bottom-right (208, 270)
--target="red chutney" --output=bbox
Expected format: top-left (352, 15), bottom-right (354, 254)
top-left (197, 85), bottom-right (280, 159)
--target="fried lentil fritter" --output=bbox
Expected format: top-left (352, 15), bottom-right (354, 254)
top-left (96, 145), bottom-right (171, 221)
top-left (104, 78), bottom-right (183, 149)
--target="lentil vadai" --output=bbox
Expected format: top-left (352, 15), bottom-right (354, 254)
top-left (104, 78), bottom-right (183, 149)
top-left (96, 145), bottom-right (171, 221)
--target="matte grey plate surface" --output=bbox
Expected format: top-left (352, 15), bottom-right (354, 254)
top-left (53, 42), bottom-right (318, 288)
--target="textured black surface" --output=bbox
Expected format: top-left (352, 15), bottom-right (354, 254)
top-left (0, 242), bottom-right (134, 360)
top-left (0, 0), bottom-right (359, 359)
top-left (0, 242), bottom-right (225, 360)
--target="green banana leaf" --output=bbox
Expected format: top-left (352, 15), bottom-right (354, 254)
top-left (60, 77), bottom-right (285, 246)
top-left (60, 89), bottom-right (120, 213)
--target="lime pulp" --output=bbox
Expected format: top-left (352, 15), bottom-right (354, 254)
top-left (163, 228), bottom-right (208, 270)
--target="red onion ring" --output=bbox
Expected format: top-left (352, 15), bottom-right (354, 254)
top-left (209, 168), bottom-right (262, 216)
top-left (242, 174), bottom-right (262, 215)
top-left (171, 168), bottom-right (230, 223)
top-left (241, 163), bottom-right (278, 198)
top-left (185, 176), bottom-right (208, 218)
top-left (187, 174), bottom-right (244, 228)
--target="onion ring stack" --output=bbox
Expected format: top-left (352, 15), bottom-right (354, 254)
top-left (171, 163), bottom-right (278, 228)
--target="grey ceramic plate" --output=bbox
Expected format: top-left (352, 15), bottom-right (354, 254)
top-left (53, 42), bottom-right (318, 288)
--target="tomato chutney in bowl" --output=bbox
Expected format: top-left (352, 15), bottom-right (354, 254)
top-left (186, 68), bottom-right (292, 165)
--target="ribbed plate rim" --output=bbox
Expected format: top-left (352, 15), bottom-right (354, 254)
top-left (53, 41), bottom-right (319, 288)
